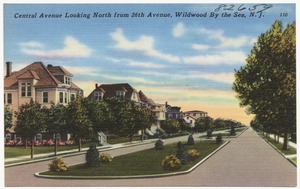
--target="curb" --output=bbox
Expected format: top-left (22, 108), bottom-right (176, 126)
top-left (34, 140), bottom-right (230, 179)
top-left (256, 132), bottom-right (297, 168)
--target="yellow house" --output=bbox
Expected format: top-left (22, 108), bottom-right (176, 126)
top-left (4, 61), bottom-right (83, 134)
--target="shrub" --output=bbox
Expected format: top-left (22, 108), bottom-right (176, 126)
top-left (188, 149), bottom-right (200, 160)
top-left (100, 153), bottom-right (113, 163)
top-left (207, 130), bottom-right (212, 138)
top-left (162, 155), bottom-right (181, 170)
top-left (187, 134), bottom-right (195, 145)
top-left (176, 141), bottom-right (189, 165)
top-left (230, 126), bottom-right (236, 135)
top-left (216, 134), bottom-right (223, 144)
top-left (86, 144), bottom-right (100, 167)
top-left (155, 139), bottom-right (164, 150)
top-left (48, 157), bottom-right (68, 172)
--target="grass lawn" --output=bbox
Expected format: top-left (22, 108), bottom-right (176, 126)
top-left (260, 134), bottom-right (297, 155)
top-left (40, 140), bottom-right (224, 177)
top-left (290, 157), bottom-right (297, 165)
top-left (5, 143), bottom-right (93, 158)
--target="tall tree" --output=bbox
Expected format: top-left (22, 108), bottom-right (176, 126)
top-left (66, 96), bottom-right (93, 152)
top-left (4, 106), bottom-right (12, 132)
top-left (160, 119), bottom-right (181, 134)
top-left (233, 21), bottom-right (296, 149)
top-left (44, 103), bottom-right (67, 155)
top-left (15, 100), bottom-right (47, 158)
top-left (194, 116), bottom-right (214, 133)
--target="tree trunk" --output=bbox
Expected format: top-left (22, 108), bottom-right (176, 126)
top-left (54, 133), bottom-right (58, 156)
top-left (283, 132), bottom-right (289, 150)
top-left (25, 137), bottom-right (28, 149)
top-left (78, 137), bottom-right (82, 152)
top-left (31, 137), bottom-right (34, 159)
top-left (141, 129), bottom-right (144, 142)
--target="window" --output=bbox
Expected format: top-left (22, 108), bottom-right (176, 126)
top-left (43, 92), bottom-right (48, 103)
top-left (36, 133), bottom-right (42, 141)
top-left (4, 94), bottom-right (6, 104)
top-left (7, 93), bottom-right (12, 104)
top-left (193, 113), bottom-right (196, 116)
top-left (21, 83), bottom-right (31, 97)
top-left (64, 76), bottom-right (71, 85)
top-left (116, 91), bottom-right (125, 98)
top-left (190, 120), bottom-right (193, 124)
top-left (59, 92), bottom-right (64, 103)
top-left (65, 92), bottom-right (68, 103)
top-left (71, 94), bottom-right (76, 101)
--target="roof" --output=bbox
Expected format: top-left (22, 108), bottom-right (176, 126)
top-left (183, 110), bottom-right (207, 114)
top-left (139, 90), bottom-right (156, 106)
top-left (47, 64), bottom-right (73, 76)
top-left (4, 62), bottom-right (81, 91)
top-left (183, 115), bottom-right (197, 120)
top-left (89, 83), bottom-right (139, 100)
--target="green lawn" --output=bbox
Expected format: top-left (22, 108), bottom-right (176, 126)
top-left (41, 140), bottom-right (224, 177)
top-left (5, 143), bottom-right (93, 158)
top-left (290, 157), bottom-right (297, 165)
top-left (260, 134), bottom-right (297, 155)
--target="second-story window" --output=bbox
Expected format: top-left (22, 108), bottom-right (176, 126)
top-left (64, 76), bottom-right (71, 85)
top-left (116, 91), bottom-right (125, 98)
top-left (21, 83), bottom-right (31, 97)
top-left (94, 92), bottom-right (103, 100)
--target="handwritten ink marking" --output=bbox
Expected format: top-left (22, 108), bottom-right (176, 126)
top-left (214, 4), bottom-right (273, 18)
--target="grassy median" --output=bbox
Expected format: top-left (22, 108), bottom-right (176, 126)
top-left (41, 140), bottom-right (224, 177)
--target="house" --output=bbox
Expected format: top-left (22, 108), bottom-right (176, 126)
top-left (182, 110), bottom-right (208, 127)
top-left (88, 83), bottom-right (141, 105)
top-left (182, 115), bottom-right (197, 127)
top-left (182, 110), bottom-right (208, 119)
top-left (165, 102), bottom-right (181, 120)
top-left (4, 61), bottom-right (83, 141)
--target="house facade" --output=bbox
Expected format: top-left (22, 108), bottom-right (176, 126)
top-left (4, 61), bottom-right (83, 140)
top-left (165, 102), bottom-right (181, 120)
top-left (182, 110), bottom-right (208, 127)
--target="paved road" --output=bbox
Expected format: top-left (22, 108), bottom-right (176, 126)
top-left (5, 128), bottom-right (297, 187)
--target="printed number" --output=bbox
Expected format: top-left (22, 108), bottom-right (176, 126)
top-left (280, 13), bottom-right (288, 17)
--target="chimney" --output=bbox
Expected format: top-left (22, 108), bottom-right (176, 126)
top-left (6, 61), bottom-right (12, 77)
top-left (95, 83), bottom-right (98, 89)
top-left (47, 64), bottom-right (53, 67)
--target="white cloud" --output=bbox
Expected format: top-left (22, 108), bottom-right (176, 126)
top-left (172, 22), bottom-right (185, 37)
top-left (183, 51), bottom-right (246, 65)
top-left (128, 61), bottom-right (166, 69)
top-left (192, 44), bottom-right (210, 51)
top-left (19, 41), bottom-right (44, 48)
top-left (20, 36), bottom-right (93, 58)
top-left (110, 28), bottom-right (180, 63)
top-left (100, 73), bottom-right (158, 85)
top-left (63, 66), bottom-right (99, 76)
top-left (198, 27), bottom-right (256, 49)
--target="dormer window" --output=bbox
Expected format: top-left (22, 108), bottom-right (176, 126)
top-left (116, 91), bottom-right (125, 98)
top-left (64, 76), bottom-right (71, 85)
top-left (94, 92), bottom-right (103, 100)
top-left (21, 83), bottom-right (32, 97)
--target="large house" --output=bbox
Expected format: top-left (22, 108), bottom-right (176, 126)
top-left (88, 83), bottom-right (166, 135)
top-left (165, 102), bottom-right (181, 120)
top-left (4, 61), bottom-right (83, 140)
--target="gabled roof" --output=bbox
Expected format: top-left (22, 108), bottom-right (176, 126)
top-left (183, 110), bottom-right (207, 114)
top-left (139, 90), bottom-right (156, 106)
top-left (4, 62), bottom-right (81, 91)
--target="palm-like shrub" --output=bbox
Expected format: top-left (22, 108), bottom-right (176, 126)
top-left (86, 144), bottom-right (100, 167)
top-left (48, 157), bottom-right (68, 172)
top-left (155, 139), bottom-right (164, 150)
top-left (187, 134), bottom-right (194, 145)
top-left (216, 134), bottom-right (223, 144)
top-left (176, 141), bottom-right (189, 165)
top-left (162, 155), bottom-right (181, 170)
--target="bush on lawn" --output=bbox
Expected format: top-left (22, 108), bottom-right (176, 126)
top-left (162, 155), bottom-right (181, 171)
top-left (187, 134), bottom-right (195, 145)
top-left (176, 141), bottom-right (189, 165)
top-left (86, 144), bottom-right (100, 167)
top-left (155, 139), bottom-right (164, 150)
top-left (188, 149), bottom-right (200, 160)
top-left (48, 157), bottom-right (68, 172)
top-left (100, 153), bottom-right (113, 163)
top-left (216, 134), bottom-right (223, 144)
top-left (207, 130), bottom-right (212, 138)
top-left (230, 126), bottom-right (236, 136)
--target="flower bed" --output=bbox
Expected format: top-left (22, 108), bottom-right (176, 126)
top-left (5, 139), bottom-right (75, 147)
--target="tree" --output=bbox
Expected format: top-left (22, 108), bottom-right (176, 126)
top-left (194, 116), bottom-right (214, 133)
top-left (233, 21), bottom-right (296, 150)
top-left (44, 103), bottom-right (67, 155)
top-left (160, 119), bottom-right (181, 134)
top-left (4, 106), bottom-right (12, 132)
top-left (82, 98), bottom-right (111, 141)
top-left (15, 99), bottom-right (47, 158)
top-left (66, 96), bottom-right (93, 152)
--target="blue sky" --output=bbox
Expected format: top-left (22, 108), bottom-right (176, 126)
top-left (3, 3), bottom-right (296, 124)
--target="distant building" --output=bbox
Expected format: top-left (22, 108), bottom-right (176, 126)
top-left (165, 102), bottom-right (181, 120)
top-left (182, 110), bottom-right (208, 127)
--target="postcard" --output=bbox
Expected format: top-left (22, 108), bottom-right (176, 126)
top-left (3, 2), bottom-right (297, 187)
